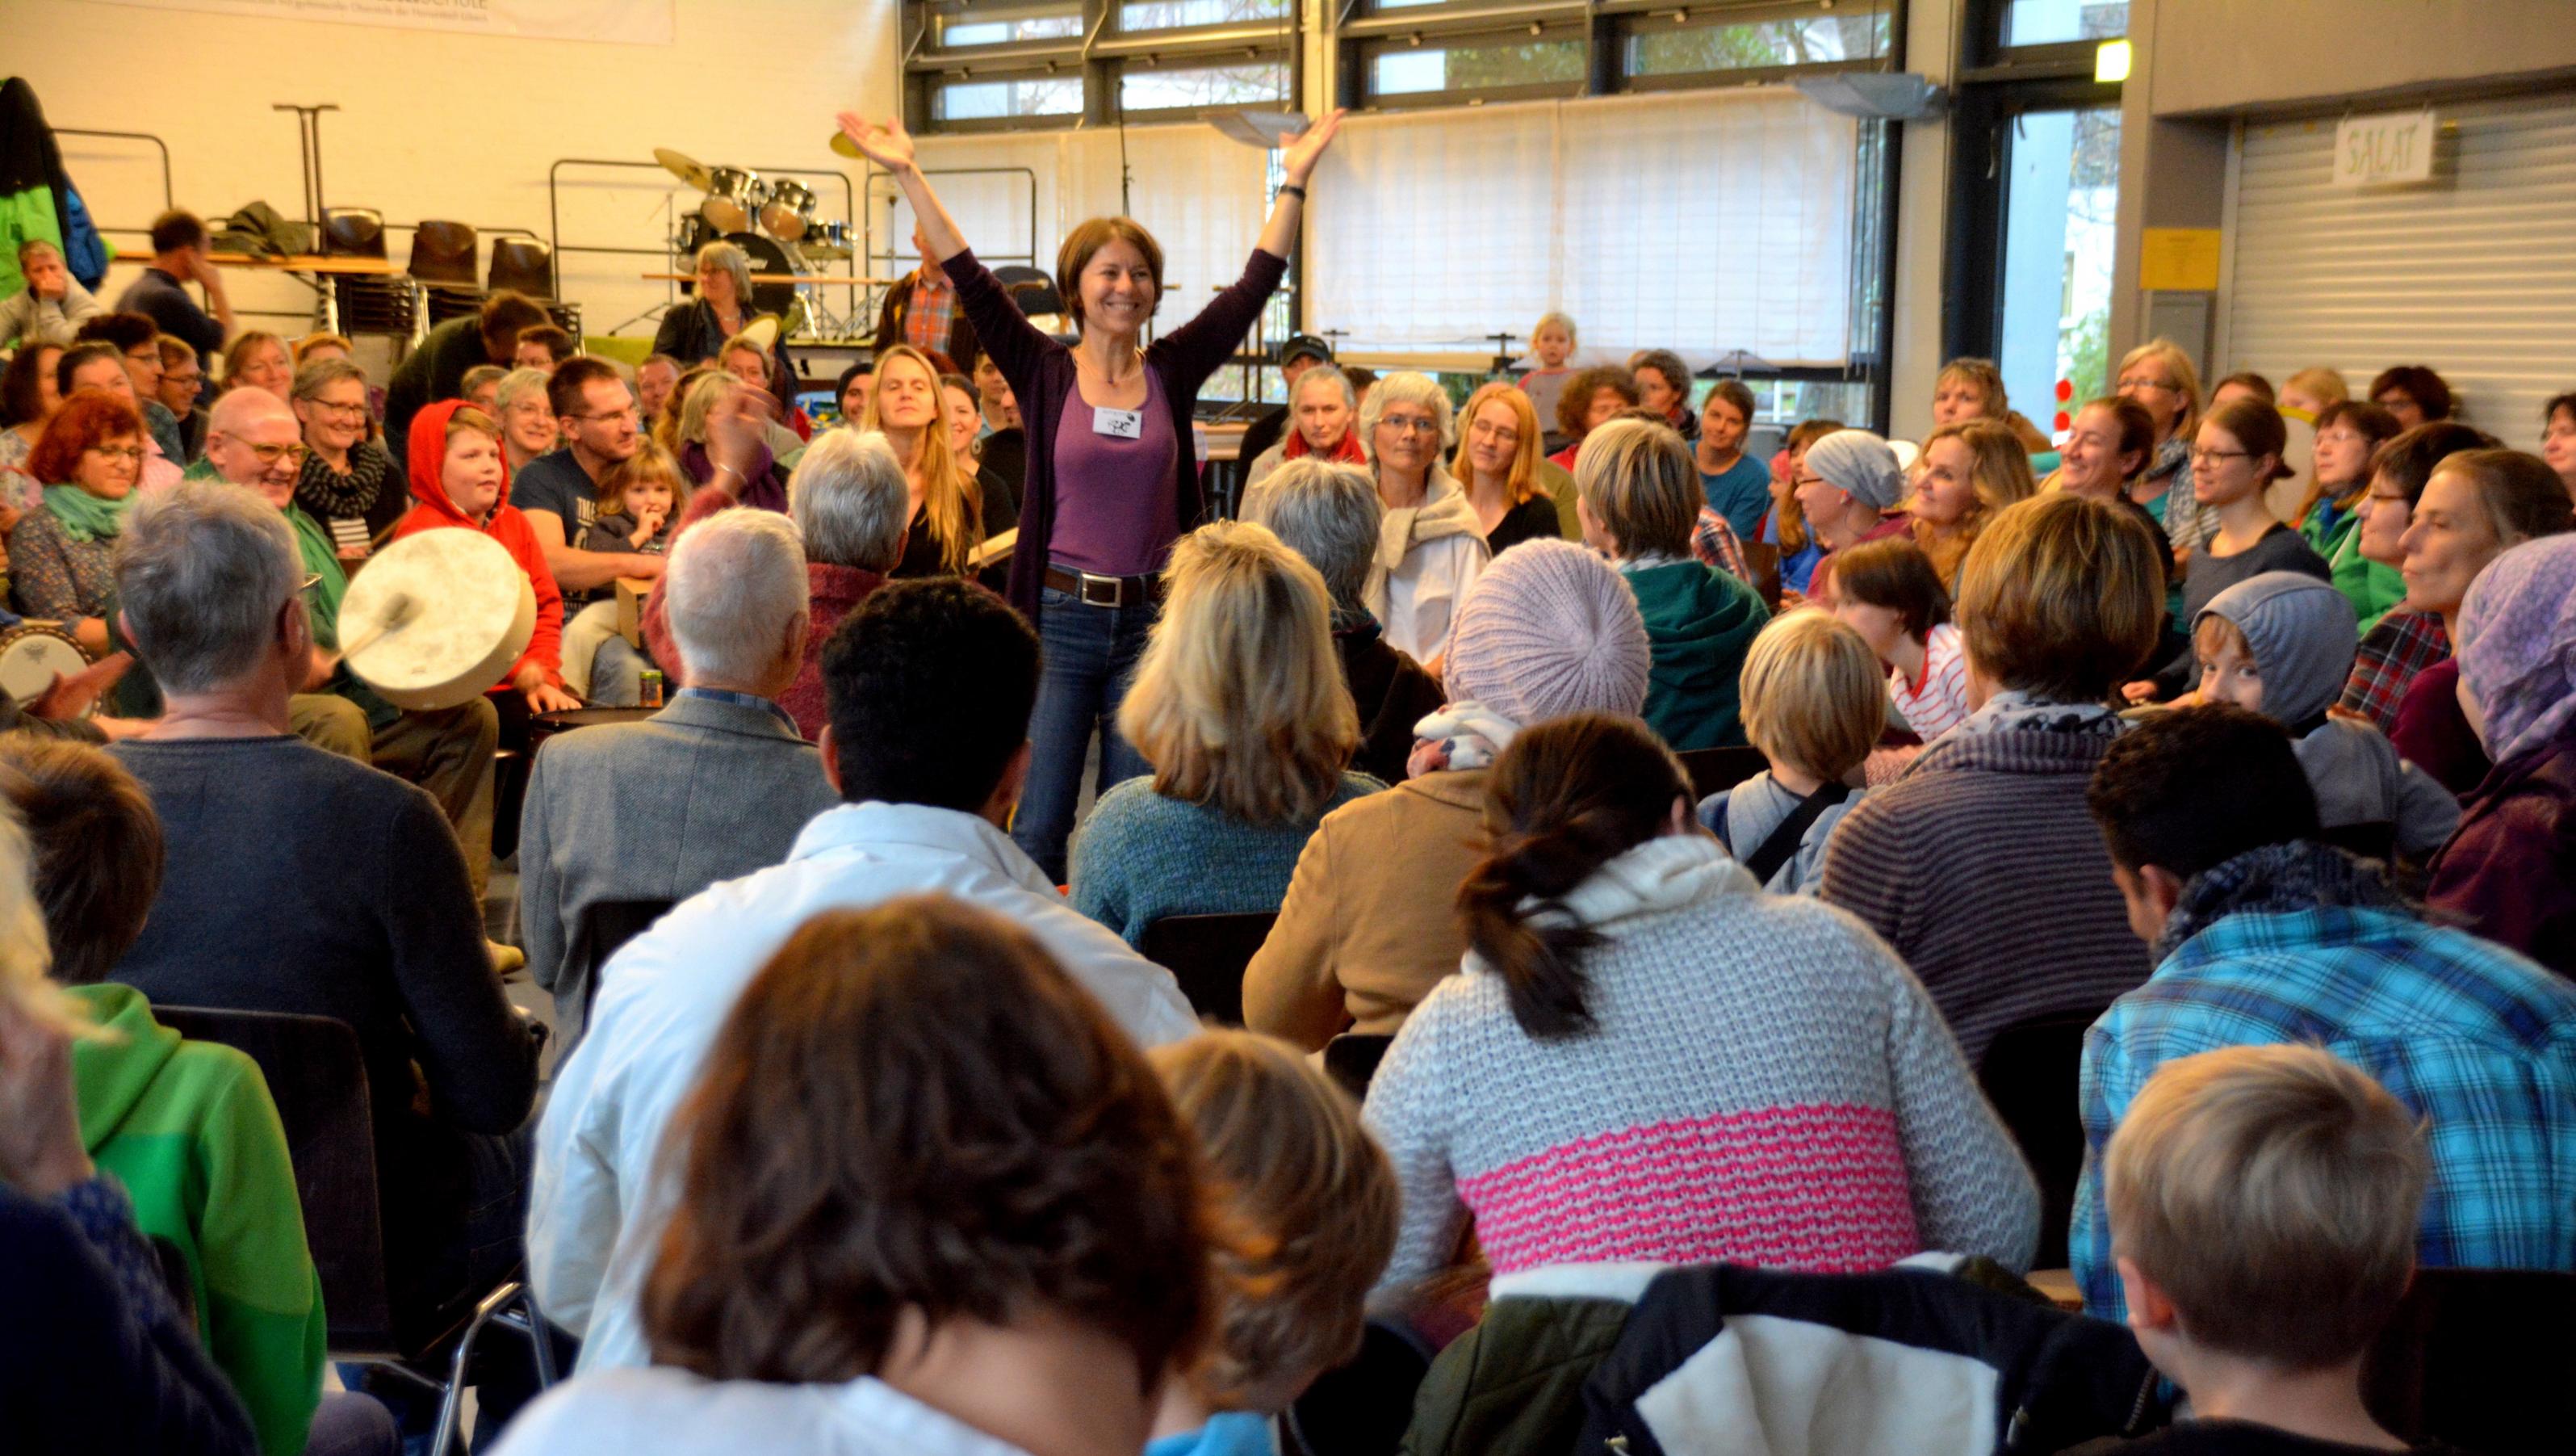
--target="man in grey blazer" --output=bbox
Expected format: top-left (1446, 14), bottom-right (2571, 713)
top-left (517, 507), bottom-right (837, 1046)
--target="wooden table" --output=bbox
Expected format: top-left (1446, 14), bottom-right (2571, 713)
top-left (641, 272), bottom-right (893, 287)
top-left (211, 253), bottom-right (413, 336)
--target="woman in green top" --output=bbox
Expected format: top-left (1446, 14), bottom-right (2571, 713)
top-left (2302, 399), bottom-right (2405, 632)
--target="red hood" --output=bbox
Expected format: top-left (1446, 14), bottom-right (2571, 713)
top-left (404, 397), bottom-right (510, 526)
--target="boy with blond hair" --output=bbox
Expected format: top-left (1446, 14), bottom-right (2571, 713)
top-left (2073, 1043), bottom-right (2457, 1454)
top-left (1699, 611), bottom-right (1881, 892)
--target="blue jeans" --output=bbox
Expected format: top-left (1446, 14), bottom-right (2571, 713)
top-left (587, 636), bottom-right (649, 707)
top-left (1012, 586), bottom-right (1156, 882)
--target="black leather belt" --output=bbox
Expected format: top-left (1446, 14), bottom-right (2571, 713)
top-left (1044, 562), bottom-right (1163, 609)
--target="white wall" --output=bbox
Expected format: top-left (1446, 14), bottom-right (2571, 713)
top-left (8, 0), bottom-right (898, 353)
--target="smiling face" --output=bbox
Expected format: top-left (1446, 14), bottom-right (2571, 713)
top-left (2398, 464), bottom-right (2507, 617)
top-left (1074, 237), bottom-right (1158, 337)
top-left (2196, 623), bottom-right (2264, 712)
top-left (1464, 397), bottom-right (1522, 479)
top-left (234, 338), bottom-right (291, 397)
top-left (211, 412), bottom-right (306, 509)
top-left (2190, 418), bottom-right (2264, 507)
top-left (295, 376), bottom-right (371, 455)
top-left (840, 368), bottom-right (873, 422)
top-left (1293, 374), bottom-right (1352, 454)
top-left (501, 389), bottom-right (557, 458)
top-left (1912, 434), bottom-right (1979, 527)
top-left (76, 432), bottom-right (142, 499)
top-left (872, 355), bottom-right (939, 432)
top-left (443, 426), bottom-right (506, 518)
top-left (1700, 392), bottom-right (1748, 455)
top-left (943, 383), bottom-right (980, 455)
top-left (155, 353), bottom-right (203, 415)
top-left (2310, 417), bottom-right (2378, 492)
top-left (2057, 403), bottom-right (2134, 500)
top-left (2545, 405), bottom-right (2576, 489)
top-left (69, 355), bottom-right (140, 409)
top-left (722, 347), bottom-right (769, 392)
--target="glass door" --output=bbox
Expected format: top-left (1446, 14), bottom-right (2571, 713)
top-left (1996, 103), bottom-right (2122, 439)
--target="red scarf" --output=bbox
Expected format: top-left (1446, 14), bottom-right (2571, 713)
top-left (1283, 426), bottom-right (1366, 466)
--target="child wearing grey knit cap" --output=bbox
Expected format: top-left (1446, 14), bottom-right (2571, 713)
top-left (2196, 572), bottom-right (2461, 861)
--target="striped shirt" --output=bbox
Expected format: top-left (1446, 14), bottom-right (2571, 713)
top-left (1889, 622), bottom-right (1971, 741)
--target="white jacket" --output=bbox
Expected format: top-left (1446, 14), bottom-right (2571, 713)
top-left (527, 800), bottom-right (1200, 1372)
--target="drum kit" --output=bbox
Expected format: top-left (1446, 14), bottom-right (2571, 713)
top-left (655, 146), bottom-right (864, 340)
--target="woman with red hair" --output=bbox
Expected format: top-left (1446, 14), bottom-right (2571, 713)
top-left (10, 391), bottom-right (146, 654)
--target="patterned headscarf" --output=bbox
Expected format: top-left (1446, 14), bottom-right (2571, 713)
top-left (2455, 534), bottom-right (2576, 766)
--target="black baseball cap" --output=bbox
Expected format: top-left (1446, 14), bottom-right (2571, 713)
top-left (1280, 334), bottom-right (1334, 367)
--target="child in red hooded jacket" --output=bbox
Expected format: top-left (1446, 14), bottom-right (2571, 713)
top-left (392, 399), bottom-right (578, 721)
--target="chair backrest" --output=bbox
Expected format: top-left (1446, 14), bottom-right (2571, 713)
top-left (149, 1005), bottom-right (395, 1354)
top-left (1137, 911), bottom-right (1277, 1026)
top-left (488, 237), bottom-right (555, 300)
top-left (407, 220), bottom-right (480, 286)
top-left (1324, 1032), bottom-right (1393, 1101)
top-left (2364, 1266), bottom-right (2576, 1455)
top-left (994, 263), bottom-right (1064, 320)
top-left (2317, 820), bottom-right (2398, 862)
top-left (1675, 745), bottom-right (1770, 801)
top-left (576, 898), bottom-right (675, 1031)
top-left (322, 207), bottom-right (386, 259)
top-left (1975, 1006), bottom-right (2106, 1270)
top-left (1283, 1316), bottom-right (1439, 1456)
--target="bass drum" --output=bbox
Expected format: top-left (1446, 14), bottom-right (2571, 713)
top-left (673, 212), bottom-right (717, 271)
top-left (726, 231), bottom-right (799, 322)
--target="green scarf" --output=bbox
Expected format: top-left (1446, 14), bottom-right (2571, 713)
top-left (42, 483), bottom-right (136, 544)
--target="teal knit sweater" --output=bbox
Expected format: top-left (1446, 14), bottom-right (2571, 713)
top-left (1070, 771), bottom-right (1386, 946)
top-left (1623, 559), bottom-right (1770, 751)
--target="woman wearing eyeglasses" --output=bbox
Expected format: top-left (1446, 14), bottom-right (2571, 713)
top-left (10, 391), bottom-right (146, 655)
top-left (2113, 338), bottom-right (2213, 585)
top-left (1363, 371), bottom-right (1489, 672)
top-left (291, 357), bottom-right (404, 560)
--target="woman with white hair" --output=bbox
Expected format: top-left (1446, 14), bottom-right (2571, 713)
top-left (1070, 520), bottom-right (1384, 946)
top-left (493, 366), bottom-right (558, 475)
top-left (1244, 364), bottom-right (1364, 488)
top-left (780, 428), bottom-right (910, 736)
top-left (1363, 371), bottom-right (1489, 669)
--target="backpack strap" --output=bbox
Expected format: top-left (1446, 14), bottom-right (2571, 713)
top-left (1741, 780), bottom-right (1851, 885)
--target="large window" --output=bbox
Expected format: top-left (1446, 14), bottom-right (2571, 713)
top-left (1341, 0), bottom-right (1895, 107)
top-left (903, 0), bottom-right (1296, 132)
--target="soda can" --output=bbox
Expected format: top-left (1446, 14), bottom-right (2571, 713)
top-left (639, 669), bottom-right (664, 708)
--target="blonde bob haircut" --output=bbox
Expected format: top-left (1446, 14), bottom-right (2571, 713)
top-left (2117, 338), bottom-right (2205, 443)
top-left (1449, 382), bottom-right (1548, 506)
top-left (2105, 1043), bottom-right (2427, 1370)
top-left (1737, 611), bottom-right (1886, 783)
top-left (2283, 367), bottom-right (2349, 411)
top-left (1957, 493), bottom-right (2165, 703)
top-left (1934, 357), bottom-right (2010, 416)
top-left (1148, 1030), bottom-right (1399, 1410)
top-left (1917, 418), bottom-right (2041, 584)
top-left (863, 343), bottom-right (986, 575)
top-left (1117, 521), bottom-right (1359, 825)
top-left (1573, 416), bottom-right (1698, 560)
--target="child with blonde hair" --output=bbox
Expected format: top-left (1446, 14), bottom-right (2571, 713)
top-left (558, 444), bottom-right (689, 700)
top-left (1698, 611), bottom-right (1883, 892)
top-left (1147, 1030), bottom-right (1400, 1456)
top-left (1516, 311), bottom-right (1578, 435)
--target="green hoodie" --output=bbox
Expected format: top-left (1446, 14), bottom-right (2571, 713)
top-left (69, 982), bottom-right (326, 1456)
top-left (1623, 557), bottom-right (1770, 751)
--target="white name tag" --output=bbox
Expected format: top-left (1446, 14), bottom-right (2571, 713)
top-left (1093, 405), bottom-right (1143, 439)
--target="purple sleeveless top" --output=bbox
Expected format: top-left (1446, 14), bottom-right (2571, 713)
top-left (1047, 368), bottom-right (1180, 578)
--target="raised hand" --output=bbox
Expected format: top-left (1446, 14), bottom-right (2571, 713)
top-left (1281, 107), bottom-right (1347, 185)
top-left (836, 112), bottom-right (917, 174)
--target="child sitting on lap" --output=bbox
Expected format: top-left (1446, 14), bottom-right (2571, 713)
top-left (560, 444), bottom-right (689, 701)
top-left (1699, 611), bottom-right (1882, 893)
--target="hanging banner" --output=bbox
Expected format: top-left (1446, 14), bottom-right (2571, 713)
top-left (86, 0), bottom-right (676, 45)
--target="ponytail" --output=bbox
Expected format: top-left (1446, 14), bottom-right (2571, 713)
top-left (1456, 713), bottom-right (1690, 1041)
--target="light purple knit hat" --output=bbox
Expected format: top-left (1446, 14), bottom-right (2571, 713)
top-left (2456, 533), bottom-right (2576, 764)
top-left (1442, 538), bottom-right (1649, 727)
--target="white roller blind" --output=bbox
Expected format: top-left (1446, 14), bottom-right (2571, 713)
top-left (2222, 90), bottom-right (2576, 438)
top-left (1308, 89), bottom-right (1859, 363)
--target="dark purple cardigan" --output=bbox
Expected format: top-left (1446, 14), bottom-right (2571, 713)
top-left (943, 246), bottom-right (1288, 624)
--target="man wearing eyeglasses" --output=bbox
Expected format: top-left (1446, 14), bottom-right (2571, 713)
top-left (510, 355), bottom-right (666, 707)
top-left (182, 388), bottom-right (507, 894)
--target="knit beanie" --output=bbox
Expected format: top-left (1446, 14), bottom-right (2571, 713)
top-left (1804, 430), bottom-right (1905, 512)
top-left (1443, 537), bottom-right (1649, 727)
top-left (2197, 571), bottom-right (2357, 728)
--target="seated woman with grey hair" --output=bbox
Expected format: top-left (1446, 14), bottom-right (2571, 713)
top-left (1244, 363), bottom-right (1365, 489)
top-left (1242, 458), bottom-right (1443, 787)
top-left (1361, 371), bottom-right (1489, 669)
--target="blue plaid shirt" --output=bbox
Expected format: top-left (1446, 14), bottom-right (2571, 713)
top-left (2072, 904), bottom-right (2576, 1319)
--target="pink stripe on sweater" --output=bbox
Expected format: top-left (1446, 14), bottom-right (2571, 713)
top-left (1454, 1104), bottom-right (1920, 1273)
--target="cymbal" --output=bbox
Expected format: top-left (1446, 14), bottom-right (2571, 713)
top-left (828, 132), bottom-right (861, 160)
top-left (654, 147), bottom-right (714, 191)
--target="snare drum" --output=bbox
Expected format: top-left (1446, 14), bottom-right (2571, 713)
top-left (0, 623), bottom-right (90, 707)
top-left (759, 179), bottom-right (819, 241)
top-left (701, 168), bottom-right (767, 233)
top-left (528, 706), bottom-right (660, 759)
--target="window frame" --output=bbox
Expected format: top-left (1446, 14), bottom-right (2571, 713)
top-left (903, 0), bottom-right (1303, 134)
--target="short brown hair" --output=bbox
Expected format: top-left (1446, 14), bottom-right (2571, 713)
top-left (0, 740), bottom-right (164, 987)
top-left (147, 209), bottom-right (207, 254)
top-left (2211, 370), bottom-right (2275, 405)
top-left (30, 390), bottom-right (145, 486)
top-left (1556, 365), bottom-right (1640, 441)
top-left (1957, 493), bottom-right (2164, 700)
top-left (1150, 1030), bottom-right (1398, 1408)
top-left (1833, 536), bottom-right (1950, 640)
top-left (2431, 448), bottom-right (2576, 545)
top-left (475, 291), bottom-right (551, 359)
top-left (644, 896), bottom-right (1208, 1390)
top-left (1738, 611), bottom-right (1885, 783)
top-left (1573, 416), bottom-right (1698, 559)
top-left (2201, 397), bottom-right (2296, 485)
top-left (2372, 421), bottom-right (2498, 507)
top-left (2105, 1043), bottom-right (2426, 1369)
top-left (2369, 365), bottom-right (2453, 422)
top-left (546, 355), bottom-right (624, 422)
top-left (2313, 398), bottom-right (2402, 453)
top-left (516, 324), bottom-right (576, 364)
top-left (1056, 216), bottom-right (1164, 330)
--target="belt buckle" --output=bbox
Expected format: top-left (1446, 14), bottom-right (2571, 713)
top-left (1079, 573), bottom-right (1124, 608)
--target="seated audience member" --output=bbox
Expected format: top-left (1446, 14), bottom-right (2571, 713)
top-left (1933, 355), bottom-right (2055, 455)
top-left (530, 578), bottom-right (1197, 1373)
top-left (1912, 419), bottom-right (2039, 589)
top-left (383, 291), bottom-right (551, 465)
top-left (1, 340), bottom-right (65, 512)
top-left (2115, 338), bottom-right (2210, 573)
top-left (460, 363), bottom-right (507, 418)
top-left (2299, 399), bottom-right (2406, 631)
top-left (494, 366), bottom-right (558, 476)
top-left (831, 357), bottom-right (873, 428)
top-left (2046, 393), bottom-right (2176, 585)
top-left (291, 331), bottom-right (354, 371)
top-left (2208, 371), bottom-right (2273, 412)
top-left (718, 329), bottom-right (812, 449)
top-left (2277, 366), bottom-right (2348, 418)
top-left (511, 357), bottom-right (665, 705)
top-left (1760, 417), bottom-right (1841, 598)
top-left (1147, 1031), bottom-right (1399, 1456)
top-left (583, 447), bottom-right (683, 560)
top-left (76, 311), bottom-right (188, 464)
top-left (2, 738), bottom-right (333, 1456)
top-left (392, 400), bottom-right (579, 721)
top-left (1246, 363), bottom-right (1365, 489)
top-left (1545, 363), bottom-right (1638, 472)
top-left (2074, 705), bottom-right (2576, 1323)
top-left (2130, 397), bottom-right (2328, 703)
top-left (1234, 334), bottom-right (1328, 475)
top-left (0, 237), bottom-right (103, 348)
top-left (1793, 428), bottom-right (1910, 602)
top-left (2428, 533), bottom-right (2576, 976)
top-left (2544, 390), bottom-right (2576, 503)
top-left (1451, 382), bottom-right (1567, 557)
top-left (1821, 493), bottom-right (2163, 1066)
top-left (778, 430), bottom-right (904, 736)
top-left (1368, 711), bottom-right (2040, 1290)
top-left (1362, 371), bottom-right (1489, 668)
top-left (291, 357), bottom-right (404, 557)
top-left (1833, 536), bottom-right (1971, 741)
top-left (1575, 416), bottom-right (1769, 749)
top-left (669, 371), bottom-right (788, 510)
top-left (863, 343), bottom-right (1015, 577)
top-left (2388, 448), bottom-right (2576, 794)
top-left (1694, 378), bottom-right (1770, 540)
top-left (1071, 521), bottom-right (1382, 946)
top-left (2370, 364), bottom-right (2453, 429)
top-left (1342, 363), bottom-right (1379, 407)
top-left (2078, 1045), bottom-right (2444, 1456)
top-left (154, 334), bottom-right (208, 458)
top-left (513, 325), bottom-right (575, 373)
top-left (521, 508), bottom-right (836, 1046)
top-left (1240, 459), bottom-right (1443, 787)
top-left (56, 339), bottom-right (182, 490)
top-left (653, 242), bottom-right (777, 374)
top-left (2335, 422), bottom-right (2500, 732)
top-left (105, 480), bottom-right (542, 1351)
top-left (1244, 537), bottom-right (1651, 1051)
top-left (970, 351), bottom-right (1026, 507)
top-left (195, 387), bottom-right (505, 892)
top-left (1699, 611), bottom-right (1880, 894)
top-left (1517, 310), bottom-right (1577, 438)
top-left (1629, 348), bottom-right (1698, 440)
top-left (633, 353), bottom-right (683, 426)
top-left (12, 390), bottom-right (145, 655)
top-left (940, 372), bottom-right (982, 463)
top-left (2196, 573), bottom-right (2459, 861)
top-left (220, 330), bottom-right (292, 400)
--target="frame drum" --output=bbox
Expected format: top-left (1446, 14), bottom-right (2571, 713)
top-left (0, 623), bottom-right (89, 707)
top-left (341, 531), bottom-right (537, 711)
